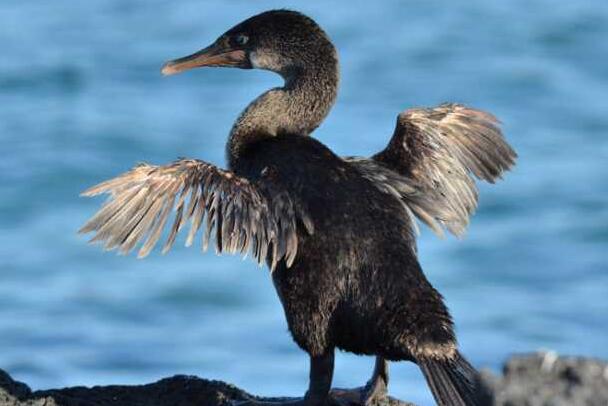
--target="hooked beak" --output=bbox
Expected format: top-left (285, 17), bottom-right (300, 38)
top-left (161, 42), bottom-right (249, 76)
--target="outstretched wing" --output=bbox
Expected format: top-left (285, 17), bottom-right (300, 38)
top-left (79, 159), bottom-right (313, 270)
top-left (368, 103), bottom-right (516, 237)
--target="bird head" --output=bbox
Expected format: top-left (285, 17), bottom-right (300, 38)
top-left (161, 9), bottom-right (336, 80)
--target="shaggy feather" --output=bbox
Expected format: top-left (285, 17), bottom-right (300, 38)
top-left (366, 103), bottom-right (516, 237)
top-left (80, 159), bottom-right (312, 270)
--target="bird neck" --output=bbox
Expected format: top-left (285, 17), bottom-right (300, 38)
top-left (227, 58), bottom-right (339, 167)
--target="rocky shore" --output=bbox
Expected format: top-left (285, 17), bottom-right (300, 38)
top-left (1, 352), bottom-right (606, 406)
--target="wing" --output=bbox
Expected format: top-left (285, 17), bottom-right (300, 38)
top-left (368, 103), bottom-right (516, 237)
top-left (79, 159), bottom-right (313, 270)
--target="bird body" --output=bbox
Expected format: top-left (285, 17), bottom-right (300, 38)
top-left (233, 134), bottom-right (446, 360)
top-left (80, 9), bottom-right (516, 406)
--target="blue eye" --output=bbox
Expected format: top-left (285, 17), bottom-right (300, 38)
top-left (235, 34), bottom-right (249, 46)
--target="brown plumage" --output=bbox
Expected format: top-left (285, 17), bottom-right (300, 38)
top-left (352, 103), bottom-right (516, 238)
top-left (80, 159), bottom-right (313, 269)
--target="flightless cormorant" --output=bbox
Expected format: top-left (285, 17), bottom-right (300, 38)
top-left (80, 10), bottom-right (516, 406)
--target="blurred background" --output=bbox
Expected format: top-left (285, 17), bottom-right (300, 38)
top-left (1, 0), bottom-right (607, 405)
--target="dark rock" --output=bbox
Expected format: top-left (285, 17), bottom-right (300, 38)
top-left (479, 351), bottom-right (608, 406)
top-left (2, 352), bottom-right (607, 406)
top-left (0, 372), bottom-right (263, 406)
top-left (0, 370), bottom-right (413, 406)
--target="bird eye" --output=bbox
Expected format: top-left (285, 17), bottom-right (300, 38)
top-left (235, 34), bottom-right (249, 46)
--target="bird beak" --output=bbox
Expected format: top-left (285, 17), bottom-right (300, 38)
top-left (161, 41), bottom-right (249, 76)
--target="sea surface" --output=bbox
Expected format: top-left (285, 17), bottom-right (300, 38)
top-left (1, 1), bottom-right (607, 405)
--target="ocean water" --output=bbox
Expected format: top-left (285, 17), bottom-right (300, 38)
top-left (1, 1), bottom-right (607, 405)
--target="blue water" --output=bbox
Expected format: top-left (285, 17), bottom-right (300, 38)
top-left (1, 1), bottom-right (607, 405)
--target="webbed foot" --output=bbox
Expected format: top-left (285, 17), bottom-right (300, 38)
top-left (231, 398), bottom-right (305, 406)
top-left (231, 395), bottom-right (354, 406)
top-left (329, 356), bottom-right (389, 406)
top-left (330, 381), bottom-right (388, 406)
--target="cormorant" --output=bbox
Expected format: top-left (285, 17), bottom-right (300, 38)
top-left (80, 9), bottom-right (516, 406)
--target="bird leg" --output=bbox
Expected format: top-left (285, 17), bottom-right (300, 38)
top-left (330, 356), bottom-right (389, 406)
top-left (233, 350), bottom-right (335, 406)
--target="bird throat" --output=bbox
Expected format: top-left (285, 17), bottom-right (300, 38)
top-left (226, 61), bottom-right (339, 168)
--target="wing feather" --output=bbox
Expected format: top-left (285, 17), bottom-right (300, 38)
top-left (80, 159), bottom-right (312, 270)
top-left (358, 103), bottom-right (516, 237)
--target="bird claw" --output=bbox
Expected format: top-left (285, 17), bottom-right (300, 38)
top-left (229, 391), bottom-right (380, 406)
top-left (229, 380), bottom-right (389, 406)
top-left (230, 398), bottom-right (305, 406)
top-left (330, 384), bottom-right (389, 406)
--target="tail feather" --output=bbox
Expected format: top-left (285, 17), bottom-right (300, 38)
top-left (418, 351), bottom-right (480, 406)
